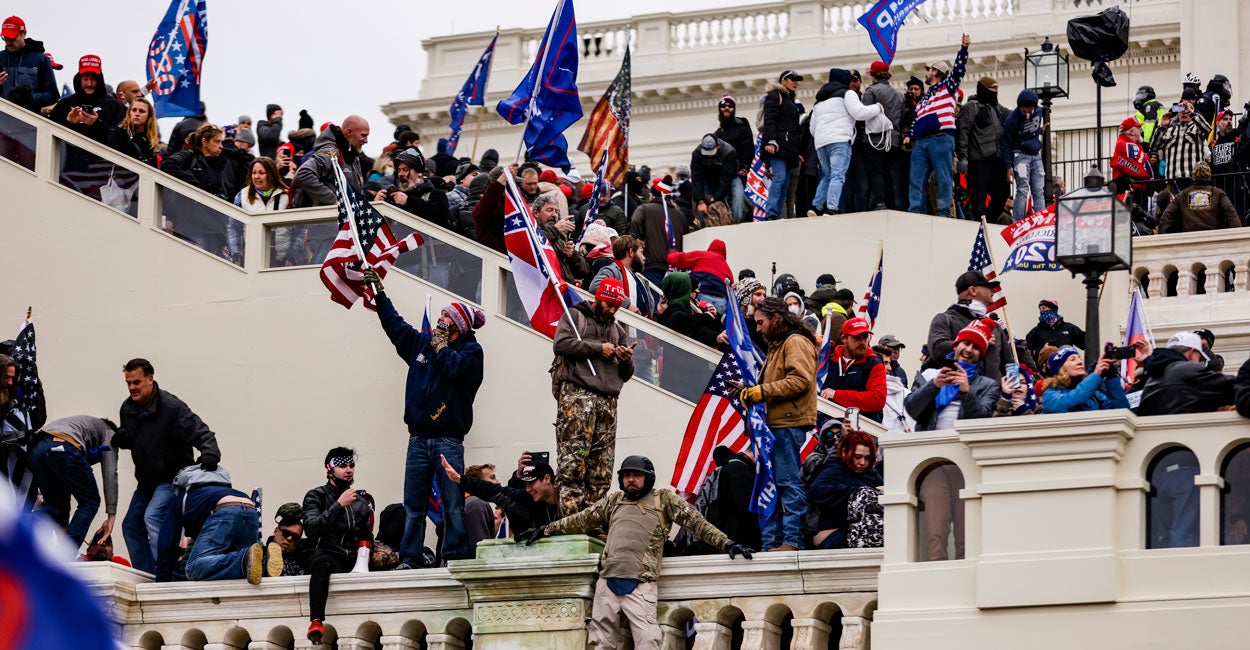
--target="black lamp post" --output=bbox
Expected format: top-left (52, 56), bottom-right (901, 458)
top-left (1054, 165), bottom-right (1133, 367)
top-left (1024, 37), bottom-right (1069, 200)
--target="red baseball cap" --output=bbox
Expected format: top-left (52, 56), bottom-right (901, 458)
top-left (842, 317), bottom-right (873, 337)
top-left (1119, 117), bottom-right (1142, 132)
top-left (540, 169), bottom-right (560, 183)
top-left (78, 54), bottom-right (103, 77)
top-left (1, 16), bottom-right (25, 40)
top-left (869, 61), bottom-right (890, 75)
top-left (44, 52), bottom-right (62, 70)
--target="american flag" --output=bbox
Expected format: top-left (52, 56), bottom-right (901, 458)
top-left (577, 46), bottom-right (630, 185)
top-left (320, 165), bottom-right (422, 310)
top-left (969, 223), bottom-right (1007, 312)
top-left (1, 320), bottom-right (45, 506)
top-left (670, 351), bottom-right (752, 495)
top-left (145, 0), bottom-right (208, 118)
top-left (577, 150), bottom-right (611, 246)
top-left (858, 247), bottom-right (884, 327)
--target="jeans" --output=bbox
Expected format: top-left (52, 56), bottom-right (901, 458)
top-left (401, 436), bottom-right (467, 564)
top-left (122, 483), bottom-right (177, 574)
top-left (1150, 461), bottom-right (1199, 549)
top-left (813, 142), bottom-right (852, 212)
top-left (908, 134), bottom-right (955, 217)
top-left (764, 158), bottom-right (792, 219)
top-left (25, 434), bottom-right (101, 548)
top-left (729, 176), bottom-right (746, 222)
top-left (967, 157), bottom-right (1009, 222)
top-left (761, 426), bottom-right (809, 549)
top-left (1011, 152), bottom-right (1046, 222)
top-left (185, 505), bottom-right (261, 581)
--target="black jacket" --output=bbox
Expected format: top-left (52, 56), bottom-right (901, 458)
top-left (715, 115), bottom-right (755, 173)
top-left (302, 482), bottom-right (374, 557)
top-left (49, 71), bottom-right (125, 145)
top-left (1137, 349), bottom-right (1234, 416)
top-left (1234, 358), bottom-right (1250, 418)
top-left (926, 303), bottom-right (1011, 382)
top-left (689, 139), bottom-right (738, 202)
top-left (760, 84), bottom-right (803, 164)
top-left (161, 144), bottom-right (252, 201)
top-left (256, 116), bottom-right (283, 159)
top-left (116, 385), bottom-right (220, 492)
top-left (107, 127), bottom-right (159, 168)
top-left (460, 472), bottom-right (559, 539)
top-left (808, 456), bottom-right (882, 535)
top-left (167, 114), bottom-right (206, 153)
top-left (389, 179), bottom-right (457, 234)
top-left (1025, 318), bottom-right (1086, 359)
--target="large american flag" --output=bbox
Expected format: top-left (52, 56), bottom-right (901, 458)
top-left (320, 165), bottom-right (422, 310)
top-left (671, 351), bottom-right (752, 495)
top-left (577, 47), bottom-right (630, 186)
top-left (969, 222), bottom-right (1007, 312)
top-left (1, 320), bottom-right (45, 506)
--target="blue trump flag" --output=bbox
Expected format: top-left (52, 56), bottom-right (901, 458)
top-left (146, 0), bottom-right (209, 118)
top-left (448, 34), bottom-right (497, 155)
top-left (723, 281), bottom-right (777, 525)
top-left (496, 0), bottom-right (582, 170)
top-left (420, 300), bottom-right (445, 525)
top-left (857, 0), bottom-right (928, 64)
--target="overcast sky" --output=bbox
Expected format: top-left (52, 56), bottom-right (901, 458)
top-left (11, 0), bottom-right (761, 156)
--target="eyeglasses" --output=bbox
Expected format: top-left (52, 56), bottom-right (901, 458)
top-left (275, 527), bottom-right (301, 540)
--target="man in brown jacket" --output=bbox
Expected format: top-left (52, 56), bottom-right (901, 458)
top-left (551, 279), bottom-right (636, 516)
top-left (737, 297), bottom-right (818, 551)
top-left (1158, 161), bottom-right (1241, 233)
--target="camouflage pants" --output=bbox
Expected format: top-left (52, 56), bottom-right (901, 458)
top-left (555, 381), bottom-right (618, 517)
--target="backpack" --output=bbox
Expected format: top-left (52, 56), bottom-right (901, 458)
top-left (845, 487), bottom-right (884, 547)
top-left (865, 111), bottom-right (895, 152)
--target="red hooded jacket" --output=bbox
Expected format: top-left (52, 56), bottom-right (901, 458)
top-left (666, 239), bottom-right (732, 280)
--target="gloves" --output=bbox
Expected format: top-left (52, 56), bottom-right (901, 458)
top-left (956, 158), bottom-right (969, 175)
top-left (9, 85), bottom-right (32, 108)
top-left (726, 542), bottom-right (754, 560)
top-left (362, 268), bottom-right (384, 293)
top-left (198, 456), bottom-right (219, 472)
top-left (739, 385), bottom-right (763, 405)
top-left (517, 527), bottom-right (546, 545)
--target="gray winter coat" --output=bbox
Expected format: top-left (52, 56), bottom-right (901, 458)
top-left (956, 98), bottom-right (1010, 162)
top-left (292, 125), bottom-right (364, 207)
top-left (904, 369), bottom-right (999, 431)
top-left (861, 79), bottom-right (904, 147)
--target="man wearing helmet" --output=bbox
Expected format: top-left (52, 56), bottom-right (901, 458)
top-left (519, 455), bottom-right (754, 650)
top-left (1132, 86), bottom-right (1164, 146)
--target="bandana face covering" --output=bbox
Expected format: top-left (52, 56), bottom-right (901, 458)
top-left (1039, 309), bottom-right (1060, 326)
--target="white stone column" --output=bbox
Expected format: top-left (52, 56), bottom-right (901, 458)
top-left (739, 620), bottom-right (781, 650)
top-left (1147, 272), bottom-right (1164, 299)
top-left (1233, 264), bottom-right (1249, 292)
top-left (425, 633), bottom-right (466, 650)
top-left (1178, 269), bottom-right (1197, 296)
top-left (691, 621), bottom-right (733, 650)
top-left (839, 616), bottom-right (871, 650)
top-left (659, 623), bottom-right (687, 650)
top-left (337, 638), bottom-right (375, 650)
top-left (789, 618), bottom-right (832, 650)
top-left (293, 640), bottom-right (332, 650)
top-left (248, 643), bottom-right (290, 650)
top-left (1203, 261), bottom-right (1220, 294)
top-left (378, 635), bottom-right (422, 650)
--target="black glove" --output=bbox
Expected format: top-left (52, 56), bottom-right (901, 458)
top-left (726, 542), bottom-right (754, 560)
top-left (517, 527), bottom-right (546, 545)
top-left (198, 456), bottom-right (219, 472)
top-left (9, 85), bottom-right (32, 108)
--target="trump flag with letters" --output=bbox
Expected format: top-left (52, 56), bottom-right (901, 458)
top-left (146, 0), bottom-right (209, 118)
top-left (857, 0), bottom-right (929, 64)
top-left (1000, 206), bottom-right (1060, 273)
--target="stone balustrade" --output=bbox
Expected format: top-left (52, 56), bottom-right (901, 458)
top-left (80, 536), bottom-right (880, 650)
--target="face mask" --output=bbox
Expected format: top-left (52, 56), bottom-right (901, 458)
top-left (788, 305), bottom-right (802, 316)
top-left (965, 299), bottom-right (987, 317)
top-left (1039, 309), bottom-right (1060, 325)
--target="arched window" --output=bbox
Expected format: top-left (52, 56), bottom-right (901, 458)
top-left (916, 461), bottom-right (965, 561)
top-left (1221, 443), bottom-right (1250, 545)
top-left (1146, 447), bottom-right (1200, 549)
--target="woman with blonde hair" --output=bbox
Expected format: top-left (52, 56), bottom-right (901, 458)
top-left (107, 96), bottom-right (159, 167)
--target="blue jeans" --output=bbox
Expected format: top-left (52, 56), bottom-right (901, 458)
top-left (185, 505), bottom-right (261, 581)
top-left (908, 134), bottom-right (955, 217)
top-left (729, 176), bottom-right (746, 222)
top-left (1150, 461), bottom-right (1199, 548)
top-left (1011, 152), bottom-right (1046, 222)
top-left (25, 434), bottom-right (101, 548)
top-left (123, 483), bottom-right (177, 574)
top-left (761, 426), bottom-right (809, 549)
top-left (764, 158), bottom-right (792, 219)
top-left (813, 142), bottom-right (852, 212)
top-left (401, 436), bottom-right (467, 564)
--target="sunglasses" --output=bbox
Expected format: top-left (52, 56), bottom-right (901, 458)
top-left (275, 527), bottom-right (301, 540)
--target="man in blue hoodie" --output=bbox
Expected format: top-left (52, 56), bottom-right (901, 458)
top-left (364, 268), bottom-right (486, 568)
top-left (1001, 89), bottom-right (1046, 222)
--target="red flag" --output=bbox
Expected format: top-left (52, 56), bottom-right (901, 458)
top-left (501, 171), bottom-right (581, 337)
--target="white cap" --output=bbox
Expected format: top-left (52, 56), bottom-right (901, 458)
top-left (565, 168), bottom-right (582, 184)
top-left (1166, 331), bottom-right (1210, 360)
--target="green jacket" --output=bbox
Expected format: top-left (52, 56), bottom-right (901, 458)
top-left (545, 488), bottom-right (729, 582)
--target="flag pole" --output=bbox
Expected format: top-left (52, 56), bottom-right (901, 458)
top-left (471, 26), bottom-right (500, 162)
top-left (514, 0), bottom-right (566, 164)
top-left (978, 217), bottom-right (1020, 366)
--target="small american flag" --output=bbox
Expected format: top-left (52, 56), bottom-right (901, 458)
top-left (969, 223), bottom-right (1006, 312)
top-left (320, 165), bottom-right (422, 310)
top-left (858, 247), bottom-right (884, 327)
top-left (670, 351), bottom-right (751, 495)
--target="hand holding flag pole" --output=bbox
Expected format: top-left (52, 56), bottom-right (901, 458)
top-left (978, 217), bottom-right (1019, 367)
top-left (514, 0), bottom-right (567, 164)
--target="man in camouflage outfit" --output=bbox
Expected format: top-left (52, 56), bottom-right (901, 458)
top-left (519, 456), bottom-right (754, 650)
top-left (551, 278), bottom-right (635, 516)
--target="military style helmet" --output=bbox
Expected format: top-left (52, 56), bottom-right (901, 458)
top-left (617, 455), bottom-right (656, 498)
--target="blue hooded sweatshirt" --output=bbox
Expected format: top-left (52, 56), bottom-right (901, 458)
top-left (1000, 89), bottom-right (1044, 167)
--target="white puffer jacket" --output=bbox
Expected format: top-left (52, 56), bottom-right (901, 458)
top-left (809, 91), bottom-right (882, 149)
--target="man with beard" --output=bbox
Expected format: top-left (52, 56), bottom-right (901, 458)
top-left (713, 94), bottom-right (753, 221)
top-left (301, 448), bottom-right (374, 645)
top-left (589, 235), bottom-right (650, 314)
top-left (50, 55), bottom-right (124, 145)
top-left (1209, 109), bottom-right (1245, 215)
top-left (518, 455), bottom-right (753, 650)
top-left (925, 271), bottom-right (1011, 382)
top-left (292, 115), bottom-right (370, 207)
top-left (551, 279), bottom-right (635, 516)
top-left (819, 318), bottom-right (887, 423)
top-left (378, 147), bottom-right (455, 233)
top-left (533, 193), bottom-right (588, 285)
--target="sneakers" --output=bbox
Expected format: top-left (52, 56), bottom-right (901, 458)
top-left (307, 619), bottom-right (324, 644)
top-left (265, 541), bottom-right (283, 577)
top-left (394, 562), bottom-right (416, 571)
top-left (768, 543), bottom-right (799, 552)
top-left (244, 542), bottom-right (264, 585)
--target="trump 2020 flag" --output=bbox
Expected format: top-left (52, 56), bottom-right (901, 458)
top-left (723, 284), bottom-right (777, 525)
top-left (501, 169), bottom-right (582, 337)
top-left (1000, 205), bottom-right (1060, 273)
top-left (146, 0), bottom-right (209, 118)
top-left (496, 0), bottom-right (582, 170)
top-left (447, 34), bottom-right (497, 155)
top-left (743, 135), bottom-right (770, 221)
top-left (857, 0), bottom-right (929, 64)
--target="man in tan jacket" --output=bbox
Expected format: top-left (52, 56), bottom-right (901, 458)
top-left (737, 296), bottom-right (818, 551)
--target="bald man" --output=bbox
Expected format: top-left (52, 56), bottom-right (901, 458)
top-left (115, 80), bottom-right (144, 107)
top-left (293, 115), bottom-right (371, 208)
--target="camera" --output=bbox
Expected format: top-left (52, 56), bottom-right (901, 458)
top-left (1104, 342), bottom-right (1136, 360)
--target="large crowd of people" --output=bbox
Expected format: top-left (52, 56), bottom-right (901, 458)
top-left (8, 12), bottom-right (1250, 647)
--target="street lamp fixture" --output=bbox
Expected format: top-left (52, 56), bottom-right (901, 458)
top-left (1055, 165), bottom-right (1133, 366)
top-left (1025, 37), bottom-right (1070, 200)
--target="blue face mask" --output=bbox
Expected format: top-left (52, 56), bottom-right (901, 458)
top-left (1039, 309), bottom-right (1060, 326)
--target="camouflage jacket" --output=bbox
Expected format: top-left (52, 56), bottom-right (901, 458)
top-left (544, 488), bottom-right (729, 582)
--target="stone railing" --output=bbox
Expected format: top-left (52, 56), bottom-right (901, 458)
top-left (80, 537), bottom-right (880, 650)
top-left (1133, 228), bottom-right (1250, 299)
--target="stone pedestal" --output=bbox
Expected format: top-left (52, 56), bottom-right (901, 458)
top-left (838, 616), bottom-right (870, 650)
top-left (659, 623), bottom-right (687, 650)
top-left (293, 641), bottom-right (331, 650)
top-left (425, 633), bottom-right (466, 650)
top-left (336, 638), bottom-right (374, 650)
top-left (691, 621), bottom-right (732, 650)
top-left (740, 620), bottom-right (781, 650)
top-left (247, 643), bottom-right (289, 650)
top-left (378, 635), bottom-right (421, 650)
top-left (790, 618), bottom-right (832, 650)
top-left (448, 536), bottom-right (603, 650)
